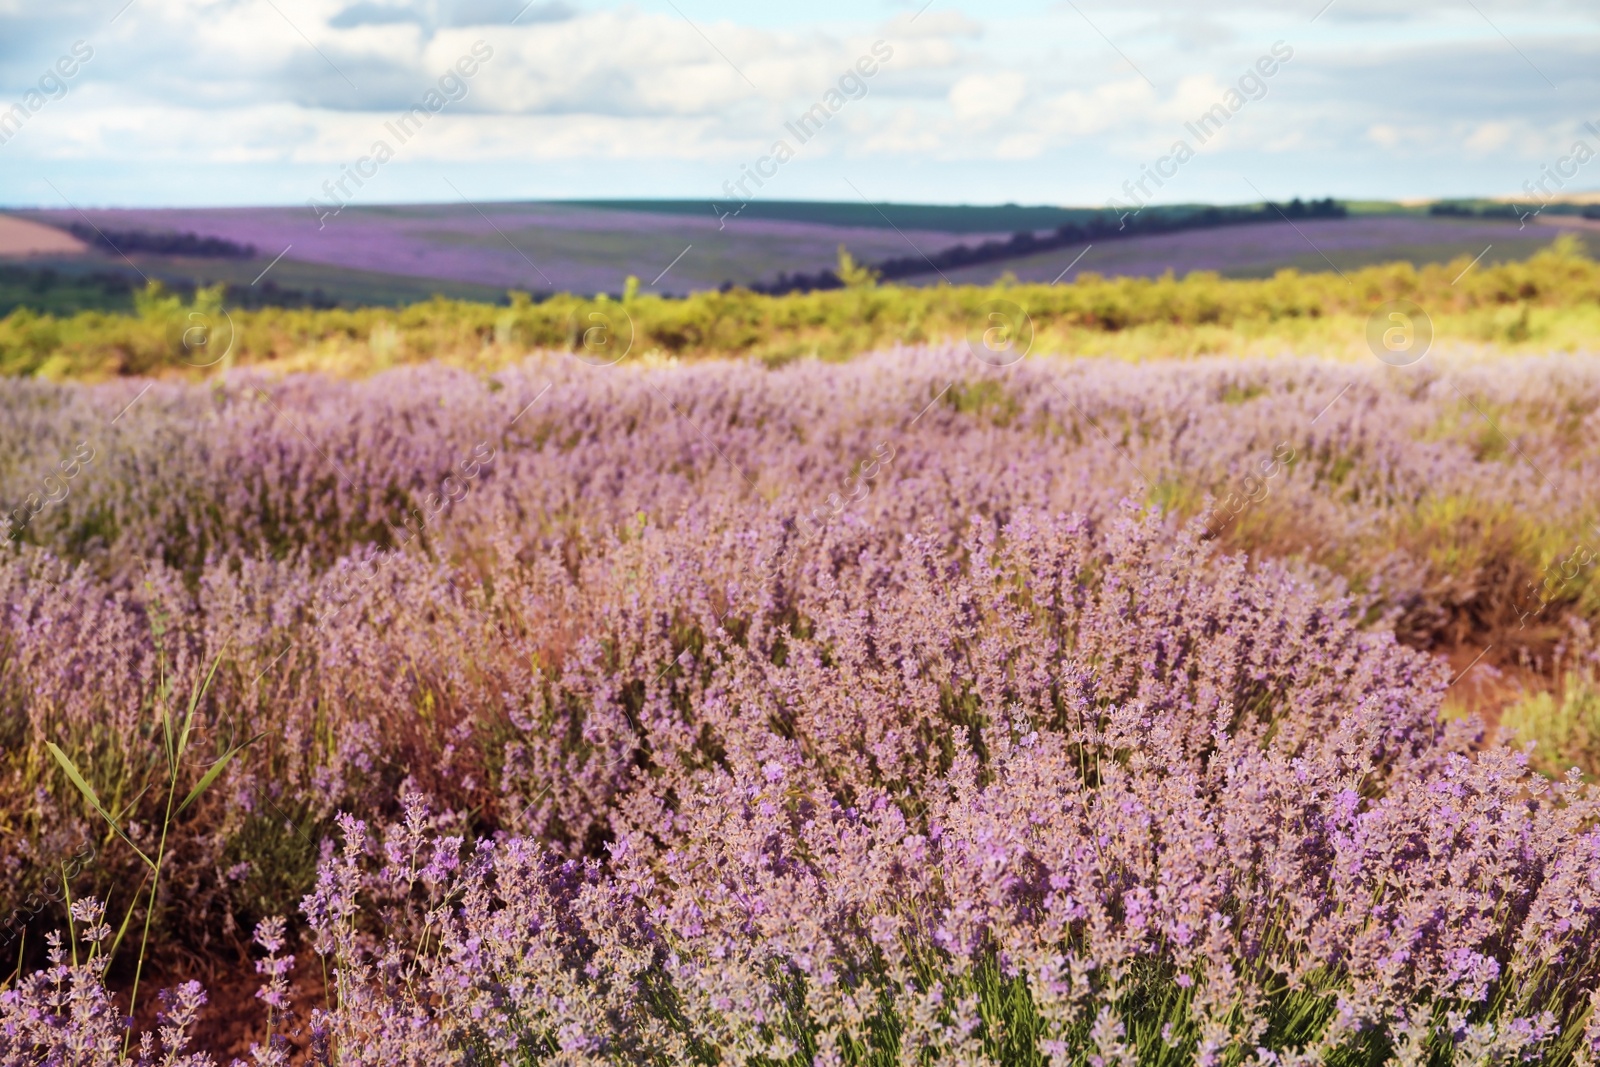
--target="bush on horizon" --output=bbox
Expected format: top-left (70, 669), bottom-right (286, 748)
top-left (1, 238), bottom-right (1597, 379)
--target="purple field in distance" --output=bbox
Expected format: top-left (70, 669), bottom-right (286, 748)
top-left (10, 204), bottom-right (1593, 299)
top-left (18, 202), bottom-right (1007, 297)
top-left (940, 215), bottom-right (1575, 285)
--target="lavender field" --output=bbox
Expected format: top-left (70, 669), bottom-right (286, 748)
top-left (5, 343), bottom-right (1600, 1063)
top-left (938, 215), bottom-right (1573, 286)
top-left (12, 203), bottom-right (1008, 299)
top-left (8, 0), bottom-right (1600, 1056)
top-left (9, 205), bottom-right (1588, 307)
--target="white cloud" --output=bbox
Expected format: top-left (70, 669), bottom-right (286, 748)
top-left (947, 72), bottom-right (1026, 124)
top-left (2, 0), bottom-right (1599, 205)
top-left (1033, 77), bottom-right (1157, 139)
top-left (1464, 121), bottom-right (1513, 154)
top-left (993, 131), bottom-right (1049, 159)
top-left (856, 105), bottom-right (944, 155)
top-left (1367, 123), bottom-right (1403, 148)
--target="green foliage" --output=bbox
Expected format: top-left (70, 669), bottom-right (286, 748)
top-left (946, 378), bottom-right (1019, 425)
top-left (0, 264), bottom-right (136, 317)
top-left (1503, 670), bottom-right (1600, 780)
top-left (46, 642), bottom-right (257, 1046)
top-left (5, 240), bottom-right (1600, 380)
top-left (836, 245), bottom-right (881, 289)
top-left (219, 806), bottom-right (324, 932)
top-left (727, 952), bottom-right (1426, 1067)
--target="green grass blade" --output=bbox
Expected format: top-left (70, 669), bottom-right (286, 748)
top-left (46, 741), bottom-right (103, 812)
top-left (111, 781), bottom-right (154, 824)
top-left (177, 645), bottom-right (229, 764)
top-left (61, 866), bottom-right (77, 967)
top-left (4, 930), bottom-right (23, 992)
top-left (162, 694), bottom-right (175, 774)
top-left (106, 871), bottom-right (151, 965)
top-left (173, 732), bottom-right (263, 818)
top-left (45, 742), bottom-right (155, 869)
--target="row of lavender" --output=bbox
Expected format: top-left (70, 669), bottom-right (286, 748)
top-left (4, 348), bottom-right (1600, 1062)
top-left (6, 347), bottom-right (1599, 647)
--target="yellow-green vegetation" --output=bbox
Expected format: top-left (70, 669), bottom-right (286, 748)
top-left (1502, 670), bottom-right (1600, 779)
top-left (3, 237), bottom-right (1598, 380)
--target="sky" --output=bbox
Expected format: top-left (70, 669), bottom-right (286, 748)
top-left (0, 0), bottom-right (1598, 210)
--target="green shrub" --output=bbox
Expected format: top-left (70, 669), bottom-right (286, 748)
top-left (6, 239), bottom-right (1599, 380)
top-left (1502, 670), bottom-right (1600, 779)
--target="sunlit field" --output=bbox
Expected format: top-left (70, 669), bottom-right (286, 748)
top-left (5, 237), bottom-right (1600, 378)
top-left (4, 239), bottom-right (1600, 1063)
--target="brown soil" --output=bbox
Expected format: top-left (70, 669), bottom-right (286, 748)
top-left (1439, 642), bottom-right (1554, 743)
top-left (0, 214), bottom-right (87, 256)
top-left (122, 946), bottom-right (327, 1063)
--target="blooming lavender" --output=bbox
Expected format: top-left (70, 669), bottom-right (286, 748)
top-left (3, 346), bottom-right (1600, 1061)
top-left (0, 909), bottom-right (213, 1066)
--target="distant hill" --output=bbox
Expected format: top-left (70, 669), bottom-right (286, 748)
top-left (752, 199), bottom-right (1349, 293)
top-left (570, 199), bottom-right (1131, 234)
top-left (1, 199), bottom-right (1595, 315)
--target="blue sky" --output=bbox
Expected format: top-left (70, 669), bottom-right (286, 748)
top-left (1, 0), bottom-right (1597, 208)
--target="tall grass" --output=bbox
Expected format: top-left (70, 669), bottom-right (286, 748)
top-left (45, 643), bottom-right (253, 1049)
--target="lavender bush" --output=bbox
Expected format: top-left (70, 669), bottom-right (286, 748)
top-left (3, 345), bottom-right (1600, 1062)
